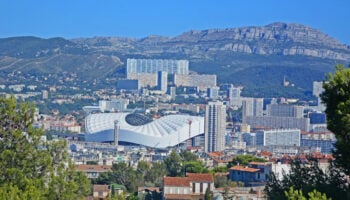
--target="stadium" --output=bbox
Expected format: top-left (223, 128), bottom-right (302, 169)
top-left (85, 113), bottom-right (204, 148)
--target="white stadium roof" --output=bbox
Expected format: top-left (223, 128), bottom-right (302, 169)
top-left (85, 113), bottom-right (204, 148)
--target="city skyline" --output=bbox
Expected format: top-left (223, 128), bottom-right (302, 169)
top-left (0, 1), bottom-right (349, 44)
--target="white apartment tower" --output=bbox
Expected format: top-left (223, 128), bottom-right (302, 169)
top-left (157, 71), bottom-right (168, 93)
top-left (205, 101), bottom-right (226, 152)
top-left (227, 87), bottom-right (241, 99)
top-left (267, 104), bottom-right (304, 118)
top-left (127, 58), bottom-right (189, 75)
top-left (242, 98), bottom-right (264, 117)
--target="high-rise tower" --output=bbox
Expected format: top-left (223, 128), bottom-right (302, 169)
top-left (205, 101), bottom-right (226, 152)
top-left (157, 71), bottom-right (168, 93)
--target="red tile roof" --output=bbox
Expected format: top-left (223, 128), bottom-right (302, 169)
top-left (187, 173), bottom-right (214, 182)
top-left (230, 166), bottom-right (260, 173)
top-left (324, 154), bottom-right (334, 159)
top-left (209, 151), bottom-right (223, 157)
top-left (163, 177), bottom-right (189, 187)
top-left (164, 173), bottom-right (214, 187)
top-left (93, 184), bottom-right (109, 192)
top-left (260, 151), bottom-right (272, 157)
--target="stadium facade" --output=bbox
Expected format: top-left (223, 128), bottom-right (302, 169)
top-left (85, 113), bottom-right (204, 148)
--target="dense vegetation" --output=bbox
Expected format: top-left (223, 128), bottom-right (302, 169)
top-left (321, 64), bottom-right (350, 175)
top-left (227, 154), bottom-right (268, 167)
top-left (264, 158), bottom-right (349, 200)
top-left (0, 96), bottom-right (90, 199)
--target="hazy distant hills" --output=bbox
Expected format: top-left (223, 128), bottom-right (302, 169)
top-left (1, 22), bottom-right (349, 98)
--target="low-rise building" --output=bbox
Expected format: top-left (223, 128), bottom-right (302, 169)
top-left (163, 173), bottom-right (214, 200)
top-left (93, 184), bottom-right (109, 200)
top-left (229, 162), bottom-right (272, 187)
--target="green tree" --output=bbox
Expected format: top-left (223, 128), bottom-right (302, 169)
top-left (184, 161), bottom-right (209, 173)
top-left (265, 158), bottom-right (349, 200)
top-left (214, 175), bottom-right (229, 188)
top-left (146, 162), bottom-right (167, 187)
top-left (0, 96), bottom-right (90, 199)
top-left (285, 187), bottom-right (307, 200)
top-left (307, 189), bottom-right (330, 200)
top-left (164, 151), bottom-right (183, 177)
top-left (228, 154), bottom-right (267, 167)
top-left (285, 187), bottom-right (330, 200)
top-left (179, 150), bottom-right (198, 162)
top-left (204, 187), bottom-right (213, 200)
top-left (321, 64), bottom-right (350, 175)
top-left (213, 166), bottom-right (228, 173)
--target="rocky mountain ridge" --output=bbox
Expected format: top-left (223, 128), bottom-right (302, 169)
top-left (0, 22), bottom-right (349, 98)
top-left (74, 22), bottom-right (350, 61)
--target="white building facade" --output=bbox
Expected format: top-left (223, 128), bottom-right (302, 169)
top-left (127, 58), bottom-right (189, 75)
top-left (256, 129), bottom-right (301, 146)
top-left (205, 101), bottom-right (226, 152)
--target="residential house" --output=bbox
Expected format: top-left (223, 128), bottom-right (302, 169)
top-left (163, 173), bottom-right (214, 200)
top-left (93, 184), bottom-right (109, 200)
top-left (229, 162), bottom-right (272, 187)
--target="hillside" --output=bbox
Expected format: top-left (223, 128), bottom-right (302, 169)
top-left (1, 22), bottom-right (349, 98)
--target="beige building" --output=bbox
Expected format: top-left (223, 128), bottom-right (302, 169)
top-left (127, 72), bottom-right (157, 87)
top-left (93, 185), bottom-right (109, 200)
top-left (174, 74), bottom-right (217, 91)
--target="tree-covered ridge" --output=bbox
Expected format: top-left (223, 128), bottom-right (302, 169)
top-left (0, 96), bottom-right (90, 199)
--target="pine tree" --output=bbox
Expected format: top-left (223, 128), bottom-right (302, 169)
top-left (321, 64), bottom-right (350, 175)
top-left (0, 96), bottom-right (90, 199)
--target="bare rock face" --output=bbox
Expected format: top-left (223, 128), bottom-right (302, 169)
top-left (137, 22), bottom-right (349, 60)
top-left (69, 22), bottom-right (350, 61)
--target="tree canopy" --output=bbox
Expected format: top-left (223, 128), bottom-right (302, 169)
top-left (321, 64), bottom-right (350, 175)
top-left (0, 96), bottom-right (90, 199)
top-left (264, 158), bottom-right (349, 200)
top-left (228, 154), bottom-right (267, 167)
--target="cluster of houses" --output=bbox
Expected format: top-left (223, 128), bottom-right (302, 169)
top-left (77, 155), bottom-right (331, 200)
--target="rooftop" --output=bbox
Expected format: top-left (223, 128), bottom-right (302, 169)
top-left (187, 173), bottom-right (214, 182)
top-left (93, 184), bottom-right (109, 192)
top-left (164, 177), bottom-right (189, 187)
top-left (230, 166), bottom-right (260, 173)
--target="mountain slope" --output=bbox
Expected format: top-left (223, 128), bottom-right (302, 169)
top-left (1, 22), bottom-right (349, 98)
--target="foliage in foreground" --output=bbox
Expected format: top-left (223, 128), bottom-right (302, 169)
top-left (0, 96), bottom-right (90, 199)
top-left (265, 158), bottom-right (349, 200)
top-left (285, 187), bottom-right (330, 200)
top-left (321, 64), bottom-right (350, 175)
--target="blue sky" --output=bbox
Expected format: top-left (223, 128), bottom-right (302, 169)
top-left (1, 0), bottom-right (349, 44)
